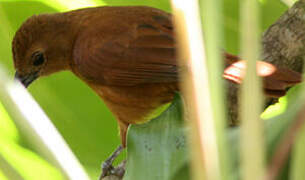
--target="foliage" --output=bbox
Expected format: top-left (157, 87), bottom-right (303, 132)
top-left (125, 94), bottom-right (188, 180)
top-left (125, 86), bottom-right (305, 180)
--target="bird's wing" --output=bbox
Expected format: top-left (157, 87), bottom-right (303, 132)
top-left (72, 6), bottom-right (301, 93)
top-left (223, 60), bottom-right (302, 97)
top-left (73, 9), bottom-right (178, 86)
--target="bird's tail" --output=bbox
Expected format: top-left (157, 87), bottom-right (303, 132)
top-left (223, 54), bottom-right (302, 98)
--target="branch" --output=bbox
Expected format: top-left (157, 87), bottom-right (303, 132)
top-left (228, 0), bottom-right (305, 124)
top-left (262, 0), bottom-right (305, 72)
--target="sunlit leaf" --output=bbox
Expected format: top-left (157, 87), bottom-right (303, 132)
top-left (124, 94), bottom-right (189, 180)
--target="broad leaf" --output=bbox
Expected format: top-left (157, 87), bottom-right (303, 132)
top-left (124, 94), bottom-right (189, 180)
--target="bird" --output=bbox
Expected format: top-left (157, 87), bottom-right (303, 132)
top-left (12, 6), bottom-right (302, 178)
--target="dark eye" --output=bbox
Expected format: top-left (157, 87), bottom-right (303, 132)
top-left (32, 52), bottom-right (45, 66)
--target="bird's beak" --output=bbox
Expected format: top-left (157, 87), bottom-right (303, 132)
top-left (14, 71), bottom-right (39, 88)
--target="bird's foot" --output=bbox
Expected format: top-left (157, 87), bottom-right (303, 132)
top-left (99, 145), bottom-right (125, 180)
top-left (99, 160), bottom-right (126, 180)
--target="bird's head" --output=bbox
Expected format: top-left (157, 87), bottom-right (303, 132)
top-left (12, 14), bottom-right (74, 87)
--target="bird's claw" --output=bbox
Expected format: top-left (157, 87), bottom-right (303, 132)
top-left (101, 162), bottom-right (114, 178)
top-left (99, 145), bottom-right (125, 180)
top-left (99, 160), bottom-right (126, 180)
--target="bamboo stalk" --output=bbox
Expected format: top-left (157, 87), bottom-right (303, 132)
top-left (0, 67), bottom-right (90, 180)
top-left (240, 0), bottom-right (265, 180)
top-left (171, 0), bottom-right (226, 179)
top-left (199, 0), bottom-right (230, 179)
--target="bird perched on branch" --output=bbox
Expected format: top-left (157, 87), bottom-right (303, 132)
top-left (12, 6), bottom-right (302, 178)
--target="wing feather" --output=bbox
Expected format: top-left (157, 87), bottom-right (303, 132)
top-left (73, 8), bottom-right (178, 86)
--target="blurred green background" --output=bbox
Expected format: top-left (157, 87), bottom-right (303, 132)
top-left (0, 0), bottom-right (296, 179)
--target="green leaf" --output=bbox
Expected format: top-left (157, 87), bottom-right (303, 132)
top-left (123, 84), bottom-right (305, 180)
top-left (124, 94), bottom-right (189, 180)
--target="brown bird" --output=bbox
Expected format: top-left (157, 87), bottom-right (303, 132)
top-left (12, 6), bottom-right (301, 178)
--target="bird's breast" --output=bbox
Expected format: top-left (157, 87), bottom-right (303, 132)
top-left (88, 82), bottom-right (178, 124)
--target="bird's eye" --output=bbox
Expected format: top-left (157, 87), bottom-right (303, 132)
top-left (32, 52), bottom-right (45, 66)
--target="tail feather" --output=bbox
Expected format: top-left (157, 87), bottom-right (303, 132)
top-left (223, 58), bottom-right (302, 98)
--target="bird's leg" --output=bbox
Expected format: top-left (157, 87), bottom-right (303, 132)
top-left (99, 145), bottom-right (125, 179)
